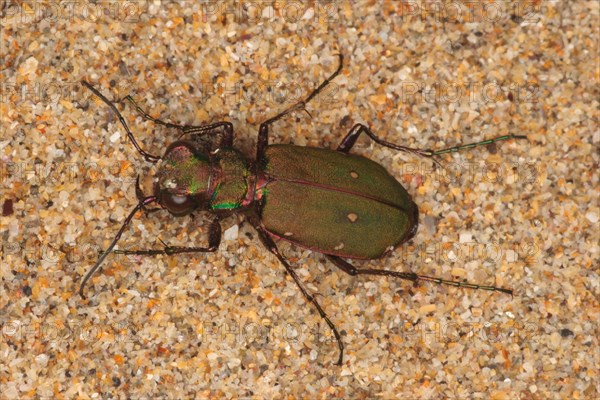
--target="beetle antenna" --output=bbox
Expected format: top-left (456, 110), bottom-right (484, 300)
top-left (79, 192), bottom-right (157, 298)
top-left (82, 81), bottom-right (161, 162)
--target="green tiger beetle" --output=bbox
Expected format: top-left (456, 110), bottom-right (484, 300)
top-left (79, 54), bottom-right (525, 365)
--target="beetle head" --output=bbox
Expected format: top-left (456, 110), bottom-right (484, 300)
top-left (155, 140), bottom-right (213, 215)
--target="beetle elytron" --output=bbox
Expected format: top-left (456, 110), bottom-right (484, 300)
top-left (79, 55), bottom-right (525, 365)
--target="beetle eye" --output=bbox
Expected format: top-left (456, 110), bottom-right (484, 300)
top-left (163, 193), bottom-right (194, 215)
top-left (170, 195), bottom-right (188, 205)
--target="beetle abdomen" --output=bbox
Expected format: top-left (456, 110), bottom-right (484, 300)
top-left (260, 145), bottom-right (417, 259)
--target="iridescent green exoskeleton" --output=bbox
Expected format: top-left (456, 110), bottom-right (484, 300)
top-left (79, 55), bottom-right (525, 365)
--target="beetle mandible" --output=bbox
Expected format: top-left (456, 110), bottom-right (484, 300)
top-left (79, 55), bottom-right (525, 365)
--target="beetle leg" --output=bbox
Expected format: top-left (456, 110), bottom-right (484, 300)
top-left (79, 193), bottom-right (159, 298)
top-left (327, 255), bottom-right (513, 295)
top-left (256, 54), bottom-right (344, 160)
top-left (114, 216), bottom-right (222, 256)
top-left (337, 123), bottom-right (525, 157)
top-left (251, 223), bottom-right (344, 365)
top-left (124, 95), bottom-right (234, 147)
top-left (180, 122), bottom-right (234, 148)
top-left (337, 123), bottom-right (436, 156)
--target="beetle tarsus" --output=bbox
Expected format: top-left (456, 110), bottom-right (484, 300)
top-left (256, 54), bottom-right (344, 160)
top-left (81, 81), bottom-right (161, 162)
top-left (415, 273), bottom-right (513, 295)
top-left (124, 95), bottom-right (183, 130)
top-left (113, 216), bottom-right (222, 257)
top-left (327, 255), bottom-right (513, 296)
top-left (252, 220), bottom-right (344, 366)
top-left (431, 134), bottom-right (528, 156)
top-left (124, 94), bottom-right (236, 148)
top-left (336, 123), bottom-right (526, 161)
top-left (79, 195), bottom-right (157, 298)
